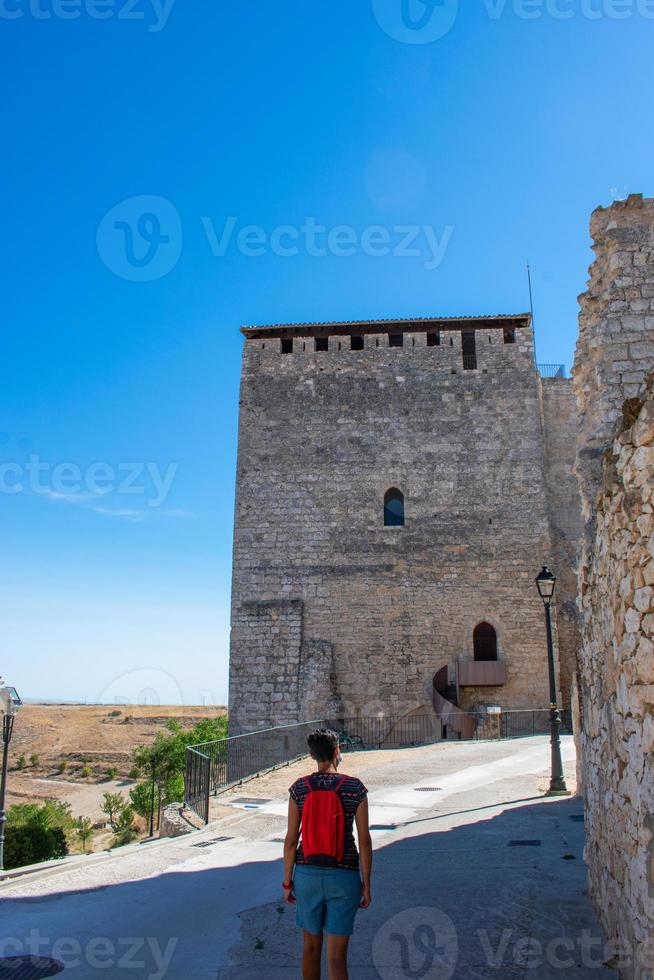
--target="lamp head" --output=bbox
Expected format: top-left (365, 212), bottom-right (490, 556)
top-left (0, 685), bottom-right (23, 716)
top-left (535, 566), bottom-right (557, 604)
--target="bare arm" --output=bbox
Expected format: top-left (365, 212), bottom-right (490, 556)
top-left (355, 797), bottom-right (372, 907)
top-left (283, 797), bottom-right (301, 903)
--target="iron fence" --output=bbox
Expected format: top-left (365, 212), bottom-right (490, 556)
top-left (185, 719), bottom-right (327, 822)
top-left (538, 363), bottom-right (567, 379)
top-left (184, 709), bottom-right (573, 823)
top-left (506, 707), bottom-right (572, 738)
top-left (337, 714), bottom-right (442, 750)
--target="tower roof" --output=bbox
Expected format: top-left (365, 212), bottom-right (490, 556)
top-left (241, 313), bottom-right (531, 339)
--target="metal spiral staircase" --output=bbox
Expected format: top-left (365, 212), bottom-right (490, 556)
top-left (432, 664), bottom-right (477, 739)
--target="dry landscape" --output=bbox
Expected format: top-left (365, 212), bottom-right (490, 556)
top-left (6, 702), bottom-right (227, 820)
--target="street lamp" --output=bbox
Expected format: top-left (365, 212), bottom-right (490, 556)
top-left (535, 567), bottom-right (568, 794)
top-left (0, 681), bottom-right (23, 871)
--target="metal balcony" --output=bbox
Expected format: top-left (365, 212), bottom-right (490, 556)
top-left (455, 660), bottom-right (507, 687)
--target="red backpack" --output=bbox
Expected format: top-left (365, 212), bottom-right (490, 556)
top-left (301, 775), bottom-right (348, 865)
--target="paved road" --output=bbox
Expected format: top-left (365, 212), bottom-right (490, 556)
top-left (0, 736), bottom-right (618, 979)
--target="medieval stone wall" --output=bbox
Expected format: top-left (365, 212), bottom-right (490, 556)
top-left (540, 378), bottom-right (584, 707)
top-left (573, 194), bottom-right (654, 978)
top-left (230, 319), bottom-right (580, 734)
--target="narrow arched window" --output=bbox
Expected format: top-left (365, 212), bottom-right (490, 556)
top-left (384, 488), bottom-right (404, 527)
top-left (473, 622), bottom-right (498, 662)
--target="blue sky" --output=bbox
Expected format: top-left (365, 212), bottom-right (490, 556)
top-left (1, 1), bottom-right (652, 705)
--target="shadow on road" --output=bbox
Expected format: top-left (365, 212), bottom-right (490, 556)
top-left (1, 796), bottom-right (619, 980)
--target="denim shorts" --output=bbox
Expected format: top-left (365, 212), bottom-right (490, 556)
top-left (293, 865), bottom-right (362, 936)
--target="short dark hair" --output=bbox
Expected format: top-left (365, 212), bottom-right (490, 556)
top-left (307, 729), bottom-right (339, 762)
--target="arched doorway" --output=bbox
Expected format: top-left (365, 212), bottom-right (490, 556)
top-left (473, 622), bottom-right (498, 662)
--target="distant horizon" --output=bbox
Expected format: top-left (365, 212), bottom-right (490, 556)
top-left (21, 696), bottom-right (228, 708)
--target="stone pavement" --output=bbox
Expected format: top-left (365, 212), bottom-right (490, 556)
top-left (0, 736), bottom-right (619, 979)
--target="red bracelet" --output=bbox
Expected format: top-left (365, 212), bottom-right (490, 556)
top-left (282, 882), bottom-right (293, 889)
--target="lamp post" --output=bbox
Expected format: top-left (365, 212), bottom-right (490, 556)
top-left (0, 682), bottom-right (23, 871)
top-left (535, 567), bottom-right (568, 794)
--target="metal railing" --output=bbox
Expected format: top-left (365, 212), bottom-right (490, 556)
top-left (538, 363), bottom-right (566, 379)
top-left (462, 354), bottom-right (478, 371)
top-left (338, 714), bottom-right (441, 750)
top-left (185, 709), bottom-right (573, 822)
top-left (185, 719), bottom-right (325, 822)
top-left (474, 707), bottom-right (572, 740)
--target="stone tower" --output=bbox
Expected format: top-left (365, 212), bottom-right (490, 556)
top-left (229, 314), bottom-right (582, 734)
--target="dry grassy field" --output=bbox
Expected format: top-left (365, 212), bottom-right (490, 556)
top-left (5, 702), bottom-right (227, 815)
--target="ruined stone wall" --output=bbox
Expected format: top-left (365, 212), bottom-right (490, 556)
top-left (229, 320), bottom-right (579, 733)
top-left (573, 195), bottom-right (654, 978)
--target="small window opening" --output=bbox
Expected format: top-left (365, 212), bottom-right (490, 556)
top-left (351, 336), bottom-right (364, 351)
top-left (388, 333), bottom-right (403, 348)
top-left (384, 487), bottom-right (405, 527)
top-left (338, 342), bottom-right (342, 350)
top-left (412, 337), bottom-right (415, 347)
top-left (503, 328), bottom-right (516, 344)
top-left (375, 339), bottom-right (379, 347)
top-left (262, 343), bottom-right (265, 350)
top-left (473, 622), bottom-right (498, 662)
top-left (462, 330), bottom-right (477, 371)
top-left (303, 342), bottom-right (306, 351)
top-left (315, 337), bottom-right (328, 352)
top-left (450, 336), bottom-right (453, 346)
top-left (488, 335), bottom-right (492, 344)
top-left (427, 332), bottom-right (440, 347)
top-left (281, 338), bottom-right (293, 354)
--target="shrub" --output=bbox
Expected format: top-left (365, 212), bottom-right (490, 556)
top-left (16, 755), bottom-right (27, 771)
top-left (29, 753), bottom-right (39, 768)
top-left (111, 806), bottom-right (137, 847)
top-left (76, 817), bottom-right (94, 853)
top-left (108, 709), bottom-right (122, 717)
top-left (3, 802), bottom-right (74, 870)
top-left (58, 760), bottom-right (68, 774)
top-left (81, 765), bottom-right (92, 778)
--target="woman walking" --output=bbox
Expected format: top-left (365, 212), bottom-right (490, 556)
top-left (283, 729), bottom-right (372, 980)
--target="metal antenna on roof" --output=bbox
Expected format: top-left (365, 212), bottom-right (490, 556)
top-left (527, 262), bottom-right (537, 366)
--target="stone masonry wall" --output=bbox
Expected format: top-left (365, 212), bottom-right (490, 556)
top-left (573, 195), bottom-right (654, 978)
top-left (230, 319), bottom-right (580, 734)
top-left (540, 378), bottom-right (584, 708)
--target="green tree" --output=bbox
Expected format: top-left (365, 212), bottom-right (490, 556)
top-left (111, 806), bottom-right (137, 847)
top-left (106, 766), bottom-right (118, 781)
top-left (101, 792), bottom-right (125, 830)
top-left (16, 754), bottom-right (26, 771)
top-left (129, 716), bottom-right (227, 820)
top-left (3, 801), bottom-right (74, 870)
top-left (29, 753), bottom-right (39, 768)
top-left (76, 817), bottom-right (94, 853)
